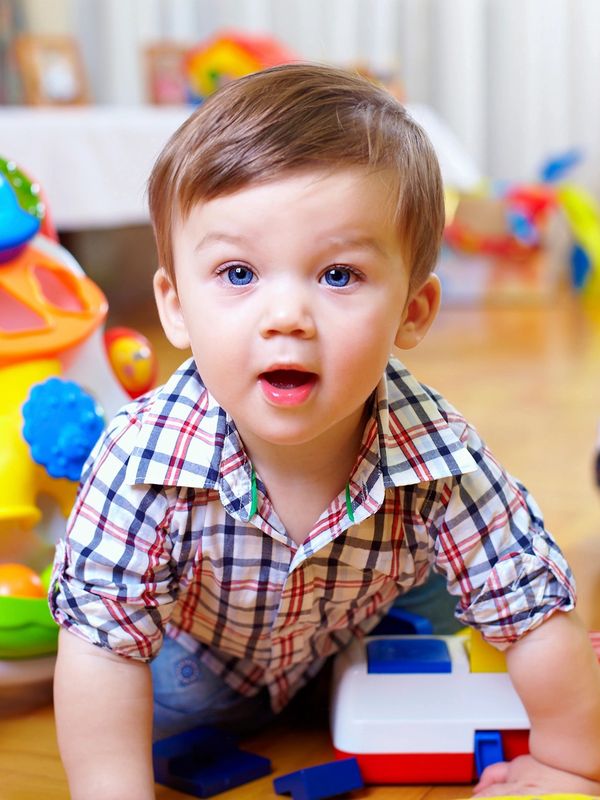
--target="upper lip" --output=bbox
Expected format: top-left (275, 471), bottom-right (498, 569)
top-left (259, 363), bottom-right (318, 376)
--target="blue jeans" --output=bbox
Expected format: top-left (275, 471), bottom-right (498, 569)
top-left (151, 637), bottom-right (276, 741)
top-left (151, 570), bottom-right (458, 740)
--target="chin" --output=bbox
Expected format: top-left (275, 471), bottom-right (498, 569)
top-left (248, 421), bottom-right (327, 448)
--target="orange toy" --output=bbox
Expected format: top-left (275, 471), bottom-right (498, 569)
top-left (0, 244), bottom-right (107, 367)
top-left (0, 563), bottom-right (45, 598)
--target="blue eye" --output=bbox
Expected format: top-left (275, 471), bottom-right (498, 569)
top-left (322, 267), bottom-right (352, 287)
top-left (226, 265), bottom-right (254, 285)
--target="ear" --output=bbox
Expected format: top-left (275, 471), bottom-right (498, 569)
top-left (153, 268), bottom-right (191, 350)
top-left (394, 274), bottom-right (441, 350)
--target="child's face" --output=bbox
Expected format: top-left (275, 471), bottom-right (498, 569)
top-left (155, 168), bottom-right (440, 452)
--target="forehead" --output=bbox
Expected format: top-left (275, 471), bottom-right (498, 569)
top-left (174, 167), bottom-right (400, 243)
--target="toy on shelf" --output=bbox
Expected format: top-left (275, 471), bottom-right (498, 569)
top-left (184, 31), bottom-right (298, 104)
top-left (0, 155), bottom-right (158, 671)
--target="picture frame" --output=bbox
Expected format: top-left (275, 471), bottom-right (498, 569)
top-left (14, 34), bottom-right (90, 105)
top-left (144, 42), bottom-right (190, 105)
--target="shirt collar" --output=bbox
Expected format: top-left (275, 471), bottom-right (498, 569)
top-left (374, 359), bottom-right (478, 487)
top-left (125, 357), bottom-right (477, 520)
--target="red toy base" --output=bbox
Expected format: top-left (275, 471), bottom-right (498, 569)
top-left (334, 748), bottom-right (474, 783)
top-left (334, 731), bottom-right (529, 785)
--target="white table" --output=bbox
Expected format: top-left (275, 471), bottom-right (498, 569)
top-left (0, 104), bottom-right (480, 231)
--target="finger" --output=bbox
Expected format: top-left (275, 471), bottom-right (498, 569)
top-left (473, 761), bottom-right (510, 794)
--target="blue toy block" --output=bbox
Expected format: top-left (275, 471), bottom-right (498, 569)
top-left (370, 607), bottom-right (434, 636)
top-left (153, 725), bottom-right (271, 798)
top-left (273, 757), bottom-right (363, 800)
top-left (153, 725), bottom-right (238, 761)
top-left (367, 637), bottom-right (452, 674)
top-left (474, 730), bottom-right (505, 779)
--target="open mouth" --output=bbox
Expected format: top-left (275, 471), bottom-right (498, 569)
top-left (261, 369), bottom-right (315, 388)
top-left (258, 369), bottom-right (317, 405)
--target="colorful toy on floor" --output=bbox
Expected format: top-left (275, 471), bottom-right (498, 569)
top-left (153, 725), bottom-right (271, 797)
top-left (332, 626), bottom-right (600, 785)
top-left (0, 155), bottom-right (158, 664)
top-left (330, 630), bottom-right (530, 784)
top-left (440, 149), bottom-right (600, 307)
top-left (273, 757), bottom-right (363, 800)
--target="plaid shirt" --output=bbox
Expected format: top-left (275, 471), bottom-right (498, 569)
top-left (50, 357), bottom-right (575, 711)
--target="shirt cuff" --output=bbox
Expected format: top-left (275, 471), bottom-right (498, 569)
top-left (455, 532), bottom-right (576, 649)
top-left (49, 538), bottom-right (164, 662)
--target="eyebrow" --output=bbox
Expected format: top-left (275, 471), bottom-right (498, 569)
top-left (194, 232), bottom-right (387, 256)
top-left (324, 235), bottom-right (387, 257)
top-left (194, 232), bottom-right (249, 251)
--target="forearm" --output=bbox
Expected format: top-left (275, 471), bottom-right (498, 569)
top-left (506, 609), bottom-right (600, 780)
top-left (54, 628), bottom-right (156, 800)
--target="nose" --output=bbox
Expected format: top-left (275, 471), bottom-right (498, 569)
top-left (258, 283), bottom-right (316, 339)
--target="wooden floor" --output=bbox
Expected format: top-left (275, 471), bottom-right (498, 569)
top-left (2, 295), bottom-right (600, 800)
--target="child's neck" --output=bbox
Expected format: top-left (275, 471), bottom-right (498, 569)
top-left (238, 406), bottom-right (369, 545)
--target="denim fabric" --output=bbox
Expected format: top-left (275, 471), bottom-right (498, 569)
top-left (151, 637), bottom-right (275, 741)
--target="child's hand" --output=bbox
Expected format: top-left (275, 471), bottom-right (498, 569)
top-left (473, 754), bottom-right (600, 797)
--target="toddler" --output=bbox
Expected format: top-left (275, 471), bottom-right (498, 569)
top-left (51, 64), bottom-right (600, 799)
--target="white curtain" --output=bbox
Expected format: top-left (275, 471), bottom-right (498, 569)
top-left (26, 0), bottom-right (600, 195)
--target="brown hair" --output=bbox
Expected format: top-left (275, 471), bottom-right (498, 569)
top-left (148, 63), bottom-right (444, 289)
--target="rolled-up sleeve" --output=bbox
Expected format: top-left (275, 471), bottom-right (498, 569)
top-left (430, 423), bottom-right (575, 648)
top-left (49, 408), bottom-right (190, 661)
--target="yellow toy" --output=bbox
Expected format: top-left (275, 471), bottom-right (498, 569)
top-left (468, 628), bottom-right (507, 673)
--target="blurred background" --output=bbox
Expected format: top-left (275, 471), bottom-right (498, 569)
top-left (2, 0), bottom-right (600, 312)
top-left (3, 0), bottom-right (600, 188)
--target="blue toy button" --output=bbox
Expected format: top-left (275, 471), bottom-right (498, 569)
top-left (474, 730), bottom-right (505, 779)
top-left (22, 377), bottom-right (104, 481)
top-left (367, 637), bottom-right (452, 674)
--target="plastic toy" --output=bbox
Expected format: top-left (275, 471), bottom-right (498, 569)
top-left (441, 149), bottom-right (600, 308)
top-left (273, 758), bottom-right (363, 800)
top-left (0, 563), bottom-right (45, 598)
top-left (104, 326), bottom-right (157, 398)
top-left (366, 637), bottom-right (452, 674)
top-left (153, 725), bottom-right (271, 797)
top-left (184, 31), bottom-right (297, 104)
top-left (330, 632), bottom-right (530, 784)
top-left (474, 730), bottom-right (505, 779)
top-left (0, 155), bottom-right (157, 667)
top-left (369, 606), bottom-right (434, 636)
